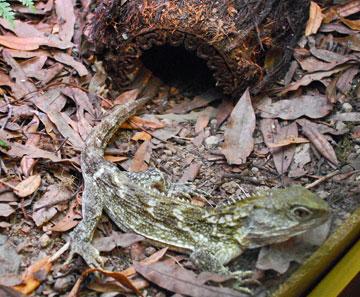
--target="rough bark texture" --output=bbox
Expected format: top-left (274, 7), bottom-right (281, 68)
top-left (91, 0), bottom-right (310, 96)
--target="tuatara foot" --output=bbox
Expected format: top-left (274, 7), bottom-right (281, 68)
top-left (190, 248), bottom-right (256, 295)
top-left (66, 239), bottom-right (104, 268)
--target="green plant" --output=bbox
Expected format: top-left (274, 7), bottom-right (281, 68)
top-left (0, 0), bottom-right (35, 24)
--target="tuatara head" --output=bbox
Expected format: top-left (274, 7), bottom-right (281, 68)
top-left (232, 185), bottom-right (330, 248)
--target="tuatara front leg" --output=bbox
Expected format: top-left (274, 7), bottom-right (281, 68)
top-left (190, 245), bottom-right (255, 294)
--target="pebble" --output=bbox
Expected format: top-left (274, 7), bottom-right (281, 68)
top-left (53, 275), bottom-right (75, 293)
top-left (317, 190), bottom-right (330, 199)
top-left (335, 121), bottom-right (347, 132)
top-left (251, 167), bottom-right (259, 174)
top-left (144, 246), bottom-right (156, 257)
top-left (342, 103), bottom-right (353, 112)
top-left (39, 233), bottom-right (51, 248)
top-left (204, 135), bottom-right (220, 148)
top-left (221, 181), bottom-right (238, 194)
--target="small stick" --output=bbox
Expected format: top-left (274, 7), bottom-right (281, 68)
top-left (1, 94), bottom-right (13, 131)
top-left (305, 170), bottom-right (340, 189)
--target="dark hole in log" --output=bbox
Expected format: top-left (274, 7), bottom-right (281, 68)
top-left (140, 44), bottom-right (217, 94)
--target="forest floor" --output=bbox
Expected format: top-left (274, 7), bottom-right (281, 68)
top-left (0, 1), bottom-right (359, 296)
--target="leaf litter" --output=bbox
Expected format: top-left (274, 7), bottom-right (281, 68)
top-left (0, 1), bottom-right (359, 297)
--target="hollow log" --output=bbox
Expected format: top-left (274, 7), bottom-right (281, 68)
top-left (91, 0), bottom-right (310, 96)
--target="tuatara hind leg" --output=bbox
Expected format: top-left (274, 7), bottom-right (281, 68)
top-left (67, 181), bottom-right (105, 268)
top-left (125, 168), bottom-right (211, 202)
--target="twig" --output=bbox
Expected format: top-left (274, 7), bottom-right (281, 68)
top-left (54, 137), bottom-right (69, 153)
top-left (50, 242), bottom-right (70, 262)
top-left (305, 170), bottom-right (340, 189)
top-left (1, 94), bottom-right (12, 131)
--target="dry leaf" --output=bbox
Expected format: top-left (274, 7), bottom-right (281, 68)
top-left (215, 99), bottom-right (233, 129)
top-left (260, 95), bottom-right (332, 120)
top-left (305, 2), bottom-right (324, 36)
top-left (47, 111), bottom-right (85, 149)
top-left (1, 142), bottom-right (61, 163)
top-left (194, 112), bottom-right (210, 134)
top-left (14, 175), bottom-right (41, 198)
top-left (0, 204), bottom-right (15, 217)
top-left (68, 268), bottom-right (140, 297)
top-left (324, 0), bottom-right (360, 23)
top-left (297, 119), bottom-right (339, 165)
top-left (129, 140), bottom-right (152, 172)
top-left (134, 262), bottom-right (247, 297)
top-left (279, 65), bottom-right (349, 95)
top-left (267, 136), bottom-right (309, 148)
top-left (104, 155), bottom-right (128, 163)
top-left (179, 162), bottom-right (202, 183)
top-left (49, 199), bottom-right (81, 232)
top-left (331, 112), bottom-right (360, 122)
top-left (260, 120), bottom-right (298, 174)
top-left (52, 52), bottom-right (88, 76)
top-left (93, 232), bottom-right (144, 252)
top-left (0, 285), bottom-right (27, 297)
top-left (222, 88), bottom-right (255, 165)
top-left (55, 0), bottom-right (75, 42)
top-left (123, 116), bottom-right (165, 130)
top-left (132, 131), bottom-right (152, 141)
top-left (114, 89), bottom-right (140, 105)
top-left (289, 144), bottom-right (312, 178)
top-left (0, 35), bottom-right (72, 51)
top-left (171, 89), bottom-right (221, 114)
top-left (13, 257), bottom-right (52, 295)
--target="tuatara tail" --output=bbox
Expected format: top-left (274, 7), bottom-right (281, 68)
top-left (82, 96), bottom-right (151, 158)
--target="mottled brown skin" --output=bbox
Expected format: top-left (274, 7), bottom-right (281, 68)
top-left (68, 97), bottom-right (330, 287)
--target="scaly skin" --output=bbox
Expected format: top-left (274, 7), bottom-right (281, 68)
top-left (68, 97), bottom-right (330, 290)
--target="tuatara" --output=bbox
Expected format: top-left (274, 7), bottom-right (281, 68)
top-left (68, 97), bottom-right (330, 287)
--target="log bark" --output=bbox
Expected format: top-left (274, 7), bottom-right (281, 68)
top-left (91, 0), bottom-right (310, 96)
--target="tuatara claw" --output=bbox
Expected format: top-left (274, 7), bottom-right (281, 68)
top-left (67, 240), bottom-right (104, 268)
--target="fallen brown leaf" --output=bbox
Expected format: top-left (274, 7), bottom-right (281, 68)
top-left (215, 99), bottom-right (233, 129)
top-left (14, 175), bottom-right (41, 198)
top-left (0, 35), bottom-right (72, 51)
top-left (129, 140), bottom-right (152, 172)
top-left (93, 232), bottom-right (144, 252)
top-left (0, 204), bottom-right (15, 217)
top-left (179, 162), bottom-right (202, 183)
top-left (171, 89), bottom-right (221, 114)
top-left (132, 131), bottom-right (152, 141)
top-left (124, 116), bottom-right (165, 130)
top-left (55, 0), bottom-right (75, 42)
top-left (222, 88), bottom-right (255, 165)
top-left (331, 112), bottom-right (360, 122)
top-left (104, 155), bottom-right (128, 163)
top-left (0, 285), bottom-right (26, 297)
top-left (305, 2), bottom-right (324, 36)
top-left (297, 119), bottom-right (339, 166)
top-left (68, 267), bottom-right (140, 297)
top-left (279, 65), bottom-right (350, 95)
top-left (12, 257), bottom-right (52, 295)
top-left (260, 120), bottom-right (298, 174)
top-left (1, 142), bottom-right (61, 163)
top-left (260, 95), bottom-right (332, 120)
top-left (134, 261), bottom-right (247, 297)
top-left (49, 199), bottom-right (81, 232)
top-left (267, 136), bottom-right (309, 148)
top-left (114, 89), bottom-right (140, 105)
top-left (324, 0), bottom-right (360, 23)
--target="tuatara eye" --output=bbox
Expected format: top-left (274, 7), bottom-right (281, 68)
top-left (291, 206), bottom-right (312, 220)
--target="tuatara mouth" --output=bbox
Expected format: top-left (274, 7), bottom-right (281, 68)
top-left (91, 0), bottom-right (310, 97)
